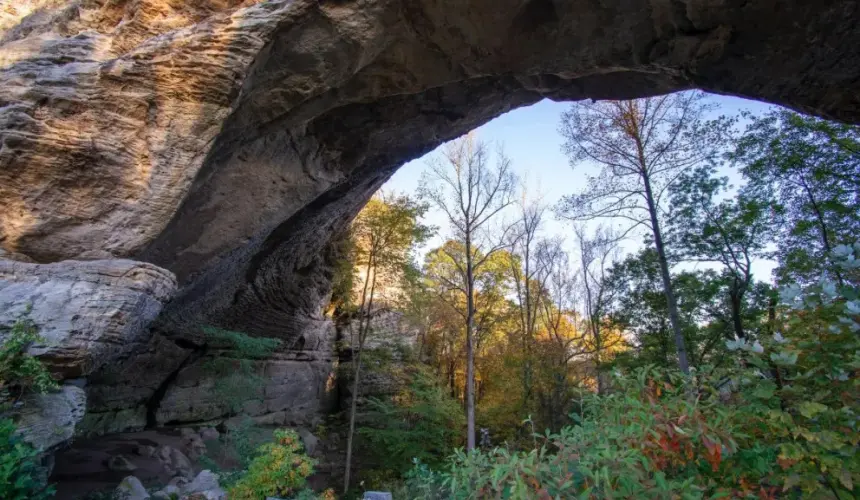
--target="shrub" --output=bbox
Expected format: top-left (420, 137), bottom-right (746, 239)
top-left (402, 366), bottom-right (735, 499)
top-left (717, 243), bottom-right (860, 497)
top-left (1, 315), bottom-right (59, 409)
top-left (0, 418), bottom-right (54, 500)
top-left (227, 429), bottom-right (316, 500)
top-left (0, 315), bottom-right (58, 499)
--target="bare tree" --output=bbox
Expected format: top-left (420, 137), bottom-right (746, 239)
top-left (507, 198), bottom-right (553, 412)
top-left (534, 237), bottom-right (587, 431)
top-left (419, 134), bottom-right (517, 450)
top-left (573, 224), bottom-right (621, 393)
top-left (557, 92), bottom-right (722, 374)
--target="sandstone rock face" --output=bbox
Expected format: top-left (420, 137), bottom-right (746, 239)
top-left (0, 259), bottom-right (177, 378)
top-left (155, 338), bottom-right (338, 426)
top-left (338, 309), bottom-right (419, 413)
top-left (1, 0), bottom-right (859, 433)
top-left (0, 259), bottom-right (176, 444)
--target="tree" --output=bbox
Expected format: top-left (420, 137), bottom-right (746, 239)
top-left (557, 92), bottom-right (725, 374)
top-left (419, 135), bottom-right (517, 450)
top-left (422, 242), bottom-right (515, 423)
top-left (669, 164), bottom-right (770, 339)
top-left (507, 199), bottom-right (552, 412)
top-left (730, 109), bottom-right (860, 285)
top-left (343, 192), bottom-right (430, 493)
top-left (534, 239), bottom-right (587, 432)
top-left (572, 224), bottom-right (622, 394)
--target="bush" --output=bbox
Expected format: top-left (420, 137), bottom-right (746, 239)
top-left (0, 315), bottom-right (58, 499)
top-left (227, 429), bottom-right (316, 500)
top-left (402, 366), bottom-right (735, 499)
top-left (1, 314), bottom-right (59, 409)
top-left (0, 418), bottom-right (54, 500)
top-left (717, 243), bottom-right (860, 497)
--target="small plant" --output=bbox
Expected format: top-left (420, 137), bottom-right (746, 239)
top-left (0, 418), bottom-right (54, 500)
top-left (1, 314), bottom-right (59, 409)
top-left (227, 429), bottom-right (317, 500)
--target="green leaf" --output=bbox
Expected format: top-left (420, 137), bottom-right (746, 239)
top-left (838, 468), bottom-right (853, 491)
top-left (752, 384), bottom-right (776, 399)
top-left (797, 401), bottom-right (828, 419)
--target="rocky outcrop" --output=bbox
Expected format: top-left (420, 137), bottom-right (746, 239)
top-left (1, 0), bottom-right (859, 435)
top-left (338, 309), bottom-right (419, 413)
top-left (0, 259), bottom-right (177, 378)
top-left (0, 259), bottom-right (176, 444)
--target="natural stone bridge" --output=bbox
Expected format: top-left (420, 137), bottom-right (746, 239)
top-left (1, 0), bottom-right (858, 435)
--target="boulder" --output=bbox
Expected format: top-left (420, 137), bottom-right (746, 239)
top-left (182, 470), bottom-right (225, 500)
top-left (116, 475), bottom-right (150, 500)
top-left (0, 259), bottom-right (176, 379)
top-left (155, 445), bottom-right (194, 479)
top-left (298, 428), bottom-right (319, 456)
top-left (107, 455), bottom-right (138, 473)
top-left (12, 384), bottom-right (86, 452)
top-left (199, 427), bottom-right (220, 441)
top-left (0, 259), bottom-right (175, 445)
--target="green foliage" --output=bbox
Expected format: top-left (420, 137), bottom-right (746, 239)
top-left (401, 246), bottom-right (860, 498)
top-left (401, 367), bottom-right (737, 499)
top-left (202, 327), bottom-right (281, 414)
top-left (730, 109), bottom-right (860, 285)
top-left (227, 429), bottom-right (316, 500)
top-left (0, 418), bottom-right (54, 500)
top-left (359, 366), bottom-right (464, 475)
top-left (203, 327), bottom-right (281, 359)
top-left (717, 244), bottom-right (860, 497)
top-left (606, 249), bottom-right (750, 370)
top-left (1, 315), bottom-right (59, 408)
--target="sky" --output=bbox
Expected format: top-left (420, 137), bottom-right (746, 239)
top-left (381, 92), bottom-right (780, 284)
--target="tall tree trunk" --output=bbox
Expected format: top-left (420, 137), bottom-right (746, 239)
top-left (642, 171), bottom-right (691, 374)
top-left (729, 284), bottom-right (746, 339)
top-left (465, 235), bottom-right (476, 451)
top-left (801, 179), bottom-right (844, 284)
top-left (343, 255), bottom-right (377, 494)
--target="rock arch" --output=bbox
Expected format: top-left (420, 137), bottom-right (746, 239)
top-left (1, 0), bottom-right (859, 429)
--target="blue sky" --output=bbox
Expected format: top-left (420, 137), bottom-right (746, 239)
top-left (382, 93), bottom-right (779, 283)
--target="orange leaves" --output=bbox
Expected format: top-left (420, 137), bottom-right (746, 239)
top-left (777, 457), bottom-right (797, 470)
top-left (701, 435), bottom-right (722, 472)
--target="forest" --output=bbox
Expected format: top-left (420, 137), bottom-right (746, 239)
top-left (332, 93), bottom-right (859, 499)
